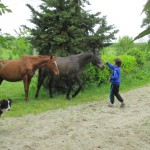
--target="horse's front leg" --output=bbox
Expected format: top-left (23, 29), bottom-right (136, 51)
top-left (23, 76), bottom-right (31, 102)
top-left (55, 76), bottom-right (60, 96)
top-left (49, 75), bottom-right (60, 98)
top-left (49, 76), bottom-right (54, 98)
top-left (66, 77), bottom-right (74, 101)
top-left (35, 69), bottom-right (47, 99)
top-left (72, 76), bottom-right (82, 98)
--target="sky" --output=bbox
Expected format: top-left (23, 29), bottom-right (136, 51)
top-left (0, 0), bottom-right (148, 41)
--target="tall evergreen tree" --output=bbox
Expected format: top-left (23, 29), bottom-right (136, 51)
top-left (25, 0), bottom-right (118, 55)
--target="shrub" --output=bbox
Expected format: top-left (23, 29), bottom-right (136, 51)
top-left (82, 55), bottom-right (137, 86)
top-left (127, 48), bottom-right (146, 65)
top-left (115, 36), bottom-right (134, 55)
top-left (82, 63), bottom-right (98, 86)
top-left (101, 46), bottom-right (117, 56)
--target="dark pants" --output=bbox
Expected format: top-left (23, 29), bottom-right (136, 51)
top-left (110, 84), bottom-right (123, 104)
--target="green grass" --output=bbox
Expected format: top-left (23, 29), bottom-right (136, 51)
top-left (0, 77), bottom-right (108, 118)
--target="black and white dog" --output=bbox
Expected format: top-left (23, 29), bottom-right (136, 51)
top-left (0, 99), bottom-right (12, 117)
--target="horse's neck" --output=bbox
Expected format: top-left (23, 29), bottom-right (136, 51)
top-left (32, 59), bottom-right (47, 69)
top-left (23, 56), bottom-right (47, 69)
top-left (78, 52), bottom-right (93, 68)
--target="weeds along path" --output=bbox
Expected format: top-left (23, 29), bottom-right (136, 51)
top-left (0, 86), bottom-right (150, 150)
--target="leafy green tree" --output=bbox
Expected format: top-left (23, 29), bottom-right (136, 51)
top-left (116, 36), bottom-right (134, 54)
top-left (0, 0), bottom-right (12, 15)
top-left (134, 0), bottom-right (150, 40)
top-left (25, 0), bottom-right (118, 55)
top-left (0, 0), bottom-right (12, 58)
top-left (0, 28), bottom-right (33, 59)
top-left (12, 28), bottom-right (33, 57)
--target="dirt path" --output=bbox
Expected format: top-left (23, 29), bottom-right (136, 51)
top-left (0, 86), bottom-right (150, 150)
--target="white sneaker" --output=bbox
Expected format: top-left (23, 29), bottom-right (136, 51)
top-left (120, 102), bottom-right (125, 108)
top-left (108, 103), bottom-right (114, 107)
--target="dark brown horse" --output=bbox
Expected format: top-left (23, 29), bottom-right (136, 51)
top-left (0, 55), bottom-right (59, 102)
top-left (35, 50), bottom-right (104, 100)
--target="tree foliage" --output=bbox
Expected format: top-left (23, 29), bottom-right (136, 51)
top-left (0, 0), bottom-right (12, 15)
top-left (25, 0), bottom-right (118, 55)
top-left (0, 28), bottom-right (33, 58)
top-left (0, 0), bottom-right (12, 57)
top-left (134, 0), bottom-right (150, 41)
top-left (116, 36), bottom-right (134, 54)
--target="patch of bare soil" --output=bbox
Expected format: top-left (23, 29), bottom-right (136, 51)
top-left (0, 86), bottom-right (150, 150)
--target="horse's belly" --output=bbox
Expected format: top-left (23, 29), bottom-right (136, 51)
top-left (3, 76), bottom-right (22, 82)
top-left (0, 71), bottom-right (22, 82)
top-left (0, 65), bottom-right (23, 82)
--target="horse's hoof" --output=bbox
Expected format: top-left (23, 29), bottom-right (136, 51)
top-left (25, 98), bottom-right (29, 102)
top-left (68, 98), bottom-right (72, 101)
top-left (72, 94), bottom-right (76, 98)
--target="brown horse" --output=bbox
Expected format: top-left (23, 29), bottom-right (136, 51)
top-left (0, 55), bottom-right (59, 102)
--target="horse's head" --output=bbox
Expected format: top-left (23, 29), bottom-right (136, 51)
top-left (46, 56), bottom-right (59, 75)
top-left (91, 49), bottom-right (104, 70)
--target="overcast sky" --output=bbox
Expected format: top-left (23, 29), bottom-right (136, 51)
top-left (0, 0), bottom-right (147, 41)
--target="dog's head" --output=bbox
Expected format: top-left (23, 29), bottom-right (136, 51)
top-left (0, 99), bottom-right (12, 117)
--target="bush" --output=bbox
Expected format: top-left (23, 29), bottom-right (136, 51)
top-left (82, 63), bottom-right (98, 86)
top-left (82, 55), bottom-right (137, 86)
top-left (127, 48), bottom-right (146, 65)
top-left (115, 36), bottom-right (134, 55)
top-left (101, 46), bottom-right (117, 56)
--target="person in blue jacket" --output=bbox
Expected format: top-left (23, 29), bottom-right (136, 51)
top-left (106, 58), bottom-right (125, 108)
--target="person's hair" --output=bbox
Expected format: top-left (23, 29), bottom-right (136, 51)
top-left (114, 58), bottom-right (122, 67)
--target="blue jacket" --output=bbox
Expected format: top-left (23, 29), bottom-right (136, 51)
top-left (106, 62), bottom-right (121, 85)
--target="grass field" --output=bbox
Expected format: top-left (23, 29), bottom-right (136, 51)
top-left (0, 76), bottom-right (108, 117)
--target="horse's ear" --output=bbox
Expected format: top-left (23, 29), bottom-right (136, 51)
top-left (92, 49), bottom-right (96, 53)
top-left (50, 55), bottom-right (56, 60)
top-left (50, 55), bottom-right (53, 60)
top-left (93, 48), bottom-right (99, 53)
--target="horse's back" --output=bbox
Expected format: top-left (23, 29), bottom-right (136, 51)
top-left (56, 56), bottom-right (79, 76)
top-left (0, 59), bottom-right (22, 68)
top-left (0, 59), bottom-right (24, 81)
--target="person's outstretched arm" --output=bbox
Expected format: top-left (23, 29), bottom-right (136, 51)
top-left (106, 62), bottom-right (114, 70)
